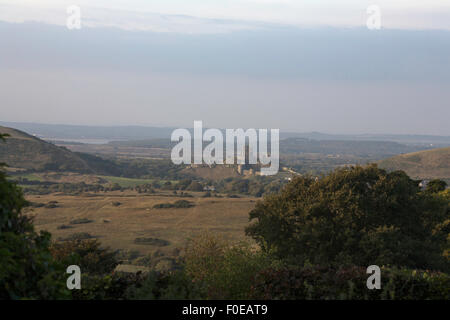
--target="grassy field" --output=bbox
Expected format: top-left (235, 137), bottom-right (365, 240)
top-left (25, 191), bottom-right (257, 268)
top-left (99, 175), bottom-right (156, 187)
top-left (15, 173), bottom-right (44, 181)
top-left (12, 172), bottom-right (169, 188)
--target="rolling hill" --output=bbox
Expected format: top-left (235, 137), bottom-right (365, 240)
top-left (378, 147), bottom-right (450, 181)
top-left (0, 126), bottom-right (120, 174)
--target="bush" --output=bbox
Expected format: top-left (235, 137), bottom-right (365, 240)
top-left (57, 224), bottom-right (74, 230)
top-left (184, 233), bottom-right (276, 299)
top-left (153, 200), bottom-right (194, 209)
top-left (58, 232), bottom-right (97, 241)
top-left (69, 218), bottom-right (94, 225)
top-left (426, 179), bottom-right (447, 194)
top-left (44, 201), bottom-right (59, 208)
top-left (72, 272), bottom-right (146, 300)
top-left (50, 239), bottom-right (118, 275)
top-left (249, 266), bottom-right (450, 300)
top-left (125, 270), bottom-right (204, 300)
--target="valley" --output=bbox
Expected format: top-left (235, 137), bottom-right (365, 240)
top-left (2, 123), bottom-right (449, 272)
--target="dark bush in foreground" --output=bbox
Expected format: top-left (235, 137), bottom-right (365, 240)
top-left (124, 270), bottom-right (204, 300)
top-left (71, 272), bottom-right (145, 300)
top-left (51, 239), bottom-right (118, 275)
top-left (184, 233), bottom-right (276, 299)
top-left (70, 269), bottom-right (203, 300)
top-left (426, 179), bottom-right (448, 194)
top-left (249, 266), bottom-right (450, 300)
top-left (0, 136), bottom-right (68, 299)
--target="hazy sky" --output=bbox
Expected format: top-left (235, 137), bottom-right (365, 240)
top-left (0, 1), bottom-right (449, 134)
top-left (2, 0), bottom-right (450, 31)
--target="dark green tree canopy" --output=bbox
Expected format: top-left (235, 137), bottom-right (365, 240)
top-left (0, 134), bottom-right (68, 299)
top-left (426, 179), bottom-right (448, 194)
top-left (246, 165), bottom-right (449, 272)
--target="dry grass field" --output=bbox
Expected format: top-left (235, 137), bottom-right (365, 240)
top-left (25, 191), bottom-right (258, 266)
top-left (378, 147), bottom-right (450, 181)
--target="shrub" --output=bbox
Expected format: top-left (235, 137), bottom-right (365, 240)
top-left (426, 179), bottom-right (448, 194)
top-left (70, 218), bottom-right (94, 225)
top-left (184, 233), bottom-right (276, 299)
top-left (72, 272), bottom-right (146, 300)
top-left (29, 202), bottom-right (45, 208)
top-left (125, 270), bottom-right (204, 300)
top-left (50, 239), bottom-right (118, 275)
top-left (249, 266), bottom-right (450, 300)
top-left (57, 224), bottom-right (74, 230)
top-left (58, 232), bottom-right (97, 241)
top-left (153, 200), bottom-right (194, 209)
top-left (44, 201), bottom-right (59, 208)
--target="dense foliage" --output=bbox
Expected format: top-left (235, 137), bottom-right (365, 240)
top-left (50, 239), bottom-right (118, 275)
top-left (183, 233), bottom-right (276, 299)
top-left (246, 165), bottom-right (450, 272)
top-left (0, 136), bottom-right (68, 299)
top-left (426, 179), bottom-right (448, 194)
top-left (249, 265), bottom-right (450, 300)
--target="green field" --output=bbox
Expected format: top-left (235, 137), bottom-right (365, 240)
top-left (14, 173), bottom-right (44, 181)
top-left (99, 176), bottom-right (177, 188)
top-left (99, 176), bottom-right (155, 187)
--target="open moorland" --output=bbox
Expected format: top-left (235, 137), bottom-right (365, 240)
top-left (25, 190), bottom-right (257, 271)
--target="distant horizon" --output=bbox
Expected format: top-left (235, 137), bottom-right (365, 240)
top-left (2, 120), bottom-right (450, 138)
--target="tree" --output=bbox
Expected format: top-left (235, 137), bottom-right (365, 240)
top-left (0, 134), bottom-right (68, 299)
top-left (50, 239), bottom-right (118, 275)
top-left (426, 179), bottom-right (448, 194)
top-left (246, 165), bottom-right (449, 272)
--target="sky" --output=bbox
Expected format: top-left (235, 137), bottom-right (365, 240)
top-left (0, 1), bottom-right (449, 135)
top-left (2, 0), bottom-right (450, 31)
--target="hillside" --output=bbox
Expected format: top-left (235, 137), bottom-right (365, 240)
top-left (378, 147), bottom-right (450, 180)
top-left (182, 165), bottom-right (241, 180)
top-left (0, 126), bottom-right (119, 174)
top-left (280, 138), bottom-right (430, 157)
